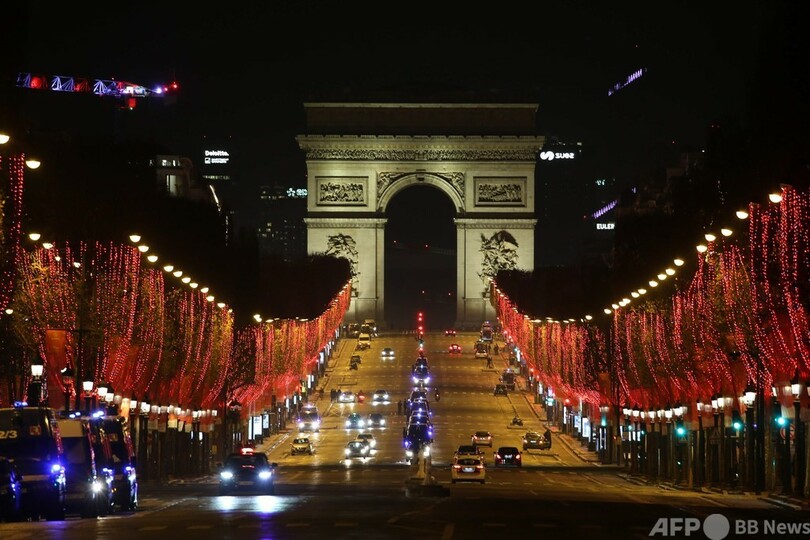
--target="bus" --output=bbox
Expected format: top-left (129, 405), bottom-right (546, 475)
top-left (480, 321), bottom-right (494, 342)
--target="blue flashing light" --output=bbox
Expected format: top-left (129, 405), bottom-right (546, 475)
top-left (776, 416), bottom-right (787, 427)
top-left (733, 421), bottom-right (743, 431)
top-left (92, 410), bottom-right (105, 418)
top-left (675, 426), bottom-right (686, 436)
top-left (13, 401), bottom-right (28, 408)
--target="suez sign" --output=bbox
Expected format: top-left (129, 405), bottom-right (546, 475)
top-left (539, 150), bottom-right (576, 161)
top-left (204, 149), bottom-right (230, 165)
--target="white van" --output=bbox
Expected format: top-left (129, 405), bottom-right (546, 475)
top-left (357, 332), bottom-right (371, 350)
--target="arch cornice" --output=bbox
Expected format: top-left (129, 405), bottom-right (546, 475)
top-left (296, 135), bottom-right (543, 161)
top-left (376, 172), bottom-right (464, 213)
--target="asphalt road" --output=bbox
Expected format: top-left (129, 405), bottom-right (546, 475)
top-left (0, 331), bottom-right (805, 539)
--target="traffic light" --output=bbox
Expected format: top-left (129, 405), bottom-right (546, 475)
top-left (674, 418), bottom-right (687, 438)
top-left (732, 410), bottom-right (743, 432)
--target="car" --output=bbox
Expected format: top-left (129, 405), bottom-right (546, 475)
top-left (350, 354), bottom-right (362, 365)
top-left (412, 365), bottom-right (431, 385)
top-left (408, 389), bottom-right (428, 405)
top-left (451, 456), bottom-right (486, 484)
top-left (471, 431), bottom-right (493, 447)
top-left (338, 391), bottom-right (357, 403)
top-left (219, 448), bottom-right (277, 495)
top-left (367, 413), bottom-right (387, 428)
top-left (454, 444), bottom-right (483, 457)
top-left (290, 437), bottom-right (314, 455)
top-left (380, 347), bottom-right (395, 359)
top-left (523, 431), bottom-right (552, 451)
top-left (494, 383), bottom-right (508, 396)
top-left (344, 440), bottom-right (370, 459)
top-left (0, 457), bottom-right (22, 522)
top-left (345, 412), bottom-right (365, 429)
top-left (410, 400), bottom-right (431, 416)
top-left (445, 329), bottom-right (457, 336)
top-left (494, 446), bottom-right (522, 467)
top-left (414, 356), bottom-right (429, 368)
top-left (372, 389), bottom-right (390, 404)
top-left (355, 432), bottom-right (377, 449)
top-left (448, 343), bottom-right (462, 354)
top-left (297, 410), bottom-right (321, 432)
top-left (408, 411), bottom-right (432, 427)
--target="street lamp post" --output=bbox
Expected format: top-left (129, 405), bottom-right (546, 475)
top-left (790, 372), bottom-right (805, 496)
top-left (82, 377), bottom-right (94, 414)
top-left (28, 358), bottom-right (44, 407)
top-left (139, 398), bottom-right (150, 482)
top-left (60, 366), bottom-right (75, 413)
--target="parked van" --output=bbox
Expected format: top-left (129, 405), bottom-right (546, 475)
top-left (90, 416), bottom-right (138, 510)
top-left (59, 416), bottom-right (113, 518)
top-left (0, 405), bottom-right (66, 521)
top-left (357, 332), bottom-right (372, 350)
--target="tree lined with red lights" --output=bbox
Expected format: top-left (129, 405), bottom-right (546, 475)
top-left (6, 240), bottom-right (350, 420)
top-left (494, 185), bottom-right (810, 411)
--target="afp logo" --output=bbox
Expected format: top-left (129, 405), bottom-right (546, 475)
top-left (650, 514), bottom-right (730, 539)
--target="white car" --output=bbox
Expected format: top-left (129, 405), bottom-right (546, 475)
top-left (338, 391), bottom-right (357, 403)
top-left (355, 432), bottom-right (376, 449)
top-left (452, 456), bottom-right (486, 484)
top-left (372, 389), bottom-right (390, 403)
top-left (380, 347), bottom-right (395, 359)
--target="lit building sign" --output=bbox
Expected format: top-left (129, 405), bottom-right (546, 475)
top-left (539, 150), bottom-right (576, 161)
top-left (596, 222), bottom-right (615, 230)
top-left (286, 188), bottom-right (308, 198)
top-left (204, 150), bottom-right (230, 165)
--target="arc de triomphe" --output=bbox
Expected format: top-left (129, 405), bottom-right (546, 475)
top-left (298, 103), bottom-right (544, 329)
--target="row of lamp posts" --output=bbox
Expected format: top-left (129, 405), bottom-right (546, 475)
top-left (590, 375), bottom-right (809, 497)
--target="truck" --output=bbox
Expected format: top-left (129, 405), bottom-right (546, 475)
top-left (0, 405), bottom-right (66, 521)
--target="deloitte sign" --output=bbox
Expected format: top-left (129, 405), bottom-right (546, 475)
top-left (649, 514), bottom-right (810, 538)
top-left (204, 150), bottom-right (230, 165)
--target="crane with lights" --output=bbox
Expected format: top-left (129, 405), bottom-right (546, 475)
top-left (15, 71), bottom-right (179, 109)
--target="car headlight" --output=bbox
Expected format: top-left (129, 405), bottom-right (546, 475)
top-left (344, 448), bottom-right (351, 455)
top-left (312, 420), bottom-right (320, 429)
top-left (358, 420), bottom-right (365, 427)
top-left (412, 377), bottom-right (418, 383)
top-left (92, 480), bottom-right (104, 493)
top-left (298, 422), bottom-right (305, 429)
top-left (361, 447), bottom-right (368, 454)
top-left (345, 420), bottom-right (351, 427)
top-left (220, 471), bottom-right (234, 480)
top-left (423, 446), bottom-right (431, 457)
top-left (381, 419), bottom-right (386, 426)
top-left (258, 471), bottom-right (272, 480)
top-left (405, 450), bottom-right (413, 458)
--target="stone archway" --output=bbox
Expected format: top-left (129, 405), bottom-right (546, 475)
top-left (299, 103), bottom-right (543, 329)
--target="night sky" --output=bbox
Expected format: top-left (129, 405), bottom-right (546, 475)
top-left (6, 3), bottom-right (785, 171)
top-left (3, 2), bottom-right (808, 317)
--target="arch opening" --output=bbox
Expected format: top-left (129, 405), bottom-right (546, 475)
top-left (384, 184), bottom-right (456, 330)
